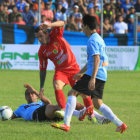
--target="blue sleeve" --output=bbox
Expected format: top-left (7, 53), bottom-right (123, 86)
top-left (14, 107), bottom-right (21, 118)
top-left (38, 101), bottom-right (45, 106)
top-left (88, 40), bottom-right (100, 56)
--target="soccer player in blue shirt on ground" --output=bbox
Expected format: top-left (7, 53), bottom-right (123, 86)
top-left (11, 84), bottom-right (64, 121)
top-left (51, 14), bottom-right (127, 134)
top-left (11, 83), bottom-right (110, 123)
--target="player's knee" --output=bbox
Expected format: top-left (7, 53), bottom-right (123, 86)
top-left (45, 105), bottom-right (55, 119)
top-left (53, 83), bottom-right (60, 89)
top-left (53, 81), bottom-right (64, 90)
top-left (92, 99), bottom-right (103, 109)
top-left (68, 89), bottom-right (78, 96)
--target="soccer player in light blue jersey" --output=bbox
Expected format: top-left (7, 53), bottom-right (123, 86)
top-left (11, 84), bottom-right (63, 121)
top-left (51, 14), bottom-right (127, 134)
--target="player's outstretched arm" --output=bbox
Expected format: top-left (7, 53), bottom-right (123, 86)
top-left (40, 21), bottom-right (64, 31)
top-left (49, 21), bottom-right (64, 28)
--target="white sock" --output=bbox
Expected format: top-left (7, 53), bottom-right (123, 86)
top-left (64, 96), bottom-right (76, 126)
top-left (73, 110), bottom-right (80, 118)
top-left (99, 103), bottom-right (123, 126)
top-left (93, 110), bottom-right (106, 120)
top-left (73, 107), bottom-right (86, 118)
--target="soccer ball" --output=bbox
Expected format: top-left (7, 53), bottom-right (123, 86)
top-left (0, 106), bottom-right (13, 120)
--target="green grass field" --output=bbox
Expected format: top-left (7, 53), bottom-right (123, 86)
top-left (0, 70), bottom-right (140, 140)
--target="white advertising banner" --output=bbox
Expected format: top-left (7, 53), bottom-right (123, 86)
top-left (0, 44), bottom-right (54, 70)
top-left (106, 47), bottom-right (139, 70)
top-left (0, 45), bottom-right (139, 71)
top-left (71, 46), bottom-right (139, 71)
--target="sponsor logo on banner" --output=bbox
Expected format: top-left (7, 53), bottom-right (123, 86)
top-left (0, 44), bottom-right (39, 70)
top-left (0, 45), bottom-right (13, 69)
top-left (0, 44), bottom-right (55, 70)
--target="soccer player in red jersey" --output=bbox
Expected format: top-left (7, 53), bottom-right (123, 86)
top-left (35, 21), bottom-right (93, 112)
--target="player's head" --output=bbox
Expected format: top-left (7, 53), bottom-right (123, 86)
top-left (25, 89), bottom-right (38, 103)
top-left (35, 26), bottom-right (49, 44)
top-left (82, 14), bottom-right (97, 36)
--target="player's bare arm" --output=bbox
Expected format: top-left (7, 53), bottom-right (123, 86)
top-left (40, 21), bottom-right (65, 31)
top-left (49, 21), bottom-right (64, 27)
top-left (73, 64), bottom-right (87, 80)
top-left (88, 55), bottom-right (100, 90)
top-left (39, 88), bottom-right (51, 105)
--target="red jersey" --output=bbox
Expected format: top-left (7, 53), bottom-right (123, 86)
top-left (38, 27), bottom-right (79, 71)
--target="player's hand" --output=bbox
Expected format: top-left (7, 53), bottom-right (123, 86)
top-left (24, 83), bottom-right (37, 94)
top-left (39, 23), bottom-right (51, 32)
top-left (88, 78), bottom-right (96, 91)
top-left (73, 72), bottom-right (83, 81)
top-left (24, 84), bottom-right (34, 92)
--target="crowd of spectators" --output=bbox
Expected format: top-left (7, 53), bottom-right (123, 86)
top-left (0, 0), bottom-right (140, 34)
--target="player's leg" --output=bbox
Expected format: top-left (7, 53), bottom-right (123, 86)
top-left (45, 104), bottom-right (62, 119)
top-left (51, 89), bottom-right (78, 131)
top-left (70, 74), bottom-right (94, 121)
top-left (69, 73), bottom-right (93, 113)
top-left (53, 80), bottom-right (66, 110)
top-left (51, 74), bottom-right (94, 131)
top-left (54, 72), bottom-right (85, 111)
top-left (92, 79), bottom-right (127, 133)
top-left (51, 89), bottom-right (93, 131)
top-left (93, 98), bottom-right (127, 133)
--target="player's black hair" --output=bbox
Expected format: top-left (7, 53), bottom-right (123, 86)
top-left (82, 14), bottom-right (97, 30)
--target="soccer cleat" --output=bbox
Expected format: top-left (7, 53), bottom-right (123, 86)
top-left (79, 105), bottom-right (93, 121)
top-left (88, 116), bottom-right (98, 124)
top-left (88, 115), bottom-right (111, 125)
top-left (54, 110), bottom-right (65, 119)
top-left (116, 123), bottom-right (127, 134)
top-left (51, 122), bottom-right (70, 132)
top-left (100, 118), bottom-right (111, 124)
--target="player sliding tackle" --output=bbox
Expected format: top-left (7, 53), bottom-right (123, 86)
top-left (51, 15), bottom-right (127, 134)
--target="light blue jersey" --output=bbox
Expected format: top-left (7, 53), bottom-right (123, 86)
top-left (14, 101), bottom-right (45, 121)
top-left (85, 33), bottom-right (108, 81)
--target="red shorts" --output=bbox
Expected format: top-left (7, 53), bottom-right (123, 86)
top-left (53, 67), bottom-right (80, 87)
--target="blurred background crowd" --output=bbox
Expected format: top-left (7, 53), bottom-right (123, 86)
top-left (0, 0), bottom-right (140, 34)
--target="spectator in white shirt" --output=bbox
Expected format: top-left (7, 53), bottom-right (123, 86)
top-left (113, 15), bottom-right (128, 34)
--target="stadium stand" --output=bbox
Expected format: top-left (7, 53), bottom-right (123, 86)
top-left (0, 0), bottom-right (140, 45)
